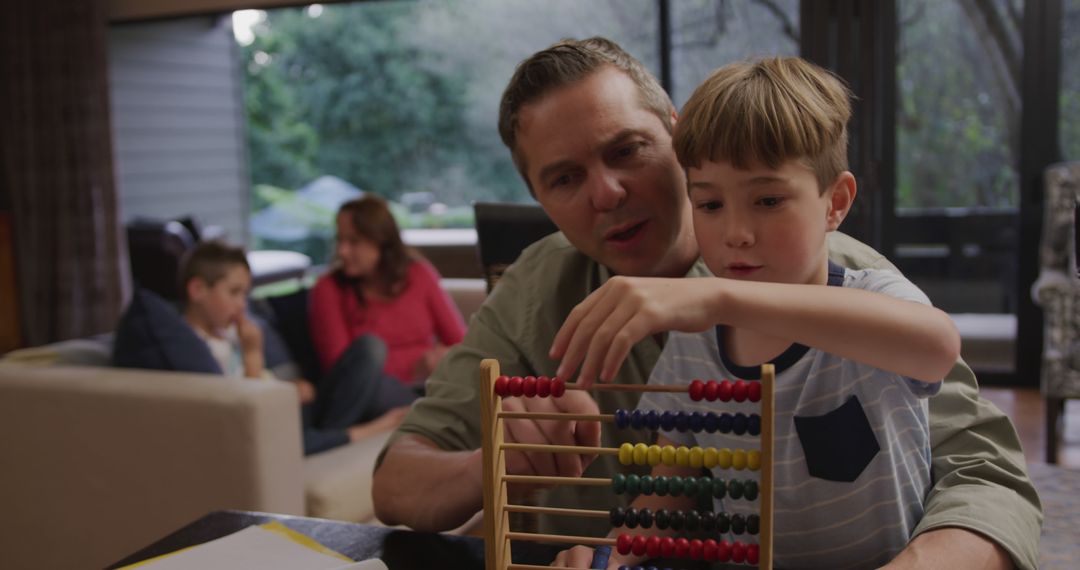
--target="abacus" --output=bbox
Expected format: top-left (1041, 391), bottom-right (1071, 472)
top-left (479, 358), bottom-right (774, 570)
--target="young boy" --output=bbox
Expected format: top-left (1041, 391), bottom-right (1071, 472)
top-left (179, 241), bottom-right (273, 382)
top-left (550, 57), bottom-right (960, 568)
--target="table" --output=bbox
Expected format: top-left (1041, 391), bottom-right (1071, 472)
top-left (107, 510), bottom-right (557, 569)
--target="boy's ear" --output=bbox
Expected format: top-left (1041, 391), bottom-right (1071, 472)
top-left (186, 277), bottom-right (208, 303)
top-left (825, 172), bottom-right (857, 231)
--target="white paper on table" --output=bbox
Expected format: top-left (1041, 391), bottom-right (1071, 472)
top-left (119, 522), bottom-right (386, 570)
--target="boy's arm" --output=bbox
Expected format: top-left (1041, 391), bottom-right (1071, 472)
top-left (236, 313), bottom-right (265, 378)
top-left (552, 276), bottom-right (960, 386)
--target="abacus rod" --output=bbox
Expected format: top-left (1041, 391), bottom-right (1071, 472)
top-left (509, 565), bottom-right (581, 570)
top-left (497, 411), bottom-right (615, 422)
top-left (566, 383), bottom-right (686, 393)
top-left (503, 475), bottom-right (612, 486)
top-left (505, 532), bottom-right (616, 547)
top-left (504, 504), bottom-right (608, 518)
top-left (501, 443), bottom-right (618, 455)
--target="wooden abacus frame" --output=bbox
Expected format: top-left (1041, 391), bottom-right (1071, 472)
top-left (480, 358), bottom-right (775, 570)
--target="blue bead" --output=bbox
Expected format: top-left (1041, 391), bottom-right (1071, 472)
top-left (659, 411), bottom-right (676, 431)
top-left (748, 413), bottom-right (762, 435)
top-left (688, 411), bottom-right (705, 432)
top-left (630, 409), bottom-right (645, 429)
top-left (733, 412), bottom-right (748, 435)
top-left (718, 413), bottom-right (733, 433)
top-left (615, 409), bottom-right (630, 429)
top-left (703, 412), bottom-right (719, 433)
top-left (674, 412), bottom-right (690, 432)
top-left (644, 409), bottom-right (660, 430)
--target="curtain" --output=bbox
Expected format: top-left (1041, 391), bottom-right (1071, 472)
top-left (0, 0), bottom-right (129, 346)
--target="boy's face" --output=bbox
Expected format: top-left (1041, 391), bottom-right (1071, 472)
top-left (514, 66), bottom-right (698, 278)
top-left (687, 159), bottom-right (854, 286)
top-left (190, 265), bottom-right (252, 332)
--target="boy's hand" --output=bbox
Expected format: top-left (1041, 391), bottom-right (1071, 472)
top-left (550, 276), bottom-right (726, 386)
top-left (236, 313), bottom-right (263, 354)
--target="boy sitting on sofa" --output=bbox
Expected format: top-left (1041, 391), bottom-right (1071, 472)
top-left (178, 240), bottom-right (409, 453)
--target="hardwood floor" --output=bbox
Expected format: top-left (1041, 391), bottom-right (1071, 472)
top-left (981, 387), bottom-right (1080, 468)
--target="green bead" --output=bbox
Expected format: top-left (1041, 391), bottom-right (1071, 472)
top-left (668, 476), bottom-right (684, 497)
top-left (747, 514), bottom-right (760, 535)
top-left (697, 477), bottom-right (713, 498)
top-left (612, 473), bottom-right (626, 494)
top-left (625, 474), bottom-right (641, 495)
top-left (654, 476), bottom-right (669, 496)
top-left (712, 477), bottom-right (727, 499)
top-left (743, 480), bottom-right (759, 501)
top-left (728, 479), bottom-right (744, 500)
top-left (639, 475), bottom-right (655, 495)
top-left (683, 477), bottom-right (699, 498)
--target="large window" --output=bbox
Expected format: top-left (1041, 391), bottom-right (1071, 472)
top-left (237, 0), bottom-right (799, 263)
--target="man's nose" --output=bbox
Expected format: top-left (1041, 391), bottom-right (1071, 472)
top-left (586, 169), bottom-right (627, 211)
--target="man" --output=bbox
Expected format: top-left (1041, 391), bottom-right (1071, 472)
top-left (373, 37), bottom-right (1041, 569)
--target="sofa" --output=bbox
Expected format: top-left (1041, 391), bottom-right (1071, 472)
top-left (0, 277), bottom-right (486, 570)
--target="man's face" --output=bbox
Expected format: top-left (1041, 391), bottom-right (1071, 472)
top-left (514, 67), bottom-right (697, 278)
top-left (688, 159), bottom-right (849, 287)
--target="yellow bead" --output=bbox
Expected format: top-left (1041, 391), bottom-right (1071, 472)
top-left (661, 445), bottom-right (677, 466)
top-left (748, 450), bottom-right (762, 471)
top-left (633, 443), bottom-right (649, 465)
top-left (618, 443), bottom-right (634, 466)
top-left (675, 446), bottom-right (690, 467)
top-left (647, 445), bottom-right (662, 467)
top-left (703, 447), bottom-right (719, 469)
top-left (689, 447), bottom-right (704, 469)
top-left (733, 449), bottom-right (748, 470)
top-left (717, 448), bottom-right (733, 469)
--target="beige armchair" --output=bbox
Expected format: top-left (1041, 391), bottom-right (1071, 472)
top-left (1032, 161), bottom-right (1080, 463)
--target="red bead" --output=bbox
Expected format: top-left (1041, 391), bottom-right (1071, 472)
top-left (494, 376), bottom-right (509, 397)
top-left (631, 535), bottom-right (647, 556)
top-left (508, 376), bottom-right (524, 397)
top-left (732, 380), bottom-right (748, 402)
top-left (674, 537), bottom-right (690, 558)
top-left (732, 540), bottom-right (746, 563)
top-left (702, 539), bottom-right (718, 561)
top-left (522, 376), bottom-right (537, 397)
top-left (747, 543), bottom-right (760, 565)
top-left (688, 539), bottom-right (703, 560)
top-left (551, 378), bottom-right (566, 397)
top-left (616, 534), bottom-right (633, 555)
top-left (748, 381), bottom-right (762, 402)
top-left (659, 537), bottom-right (675, 557)
top-left (703, 380), bottom-right (719, 401)
top-left (645, 536), bottom-right (661, 558)
top-left (536, 376), bottom-right (551, 397)
top-left (688, 379), bottom-right (705, 401)
top-left (717, 380), bottom-right (733, 401)
top-left (717, 540), bottom-right (731, 563)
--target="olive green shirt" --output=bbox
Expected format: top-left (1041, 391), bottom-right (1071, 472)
top-left (383, 231), bottom-right (1042, 569)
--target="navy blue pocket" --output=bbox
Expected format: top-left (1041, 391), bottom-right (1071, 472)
top-left (793, 395), bottom-right (880, 482)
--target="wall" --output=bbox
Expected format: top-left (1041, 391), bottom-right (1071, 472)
top-left (108, 16), bottom-right (249, 243)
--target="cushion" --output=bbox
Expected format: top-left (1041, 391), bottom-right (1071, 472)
top-left (111, 288), bottom-right (222, 373)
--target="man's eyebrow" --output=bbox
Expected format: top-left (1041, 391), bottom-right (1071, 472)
top-left (536, 159), bottom-right (576, 186)
top-left (535, 129), bottom-right (652, 184)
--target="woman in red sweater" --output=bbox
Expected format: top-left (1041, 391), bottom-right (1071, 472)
top-left (309, 195), bottom-right (466, 397)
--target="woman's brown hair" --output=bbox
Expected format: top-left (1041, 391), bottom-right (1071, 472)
top-left (333, 195), bottom-right (418, 303)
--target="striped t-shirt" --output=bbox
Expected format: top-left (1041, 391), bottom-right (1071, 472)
top-left (638, 265), bottom-right (942, 569)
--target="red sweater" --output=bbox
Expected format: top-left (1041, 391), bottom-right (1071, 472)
top-left (308, 260), bottom-right (466, 384)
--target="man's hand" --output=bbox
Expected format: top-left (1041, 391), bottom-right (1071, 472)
top-left (501, 388), bottom-right (602, 479)
top-left (550, 276), bottom-right (726, 386)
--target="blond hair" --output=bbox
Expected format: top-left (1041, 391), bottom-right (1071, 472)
top-left (674, 57), bottom-right (852, 192)
top-left (498, 37), bottom-right (674, 191)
